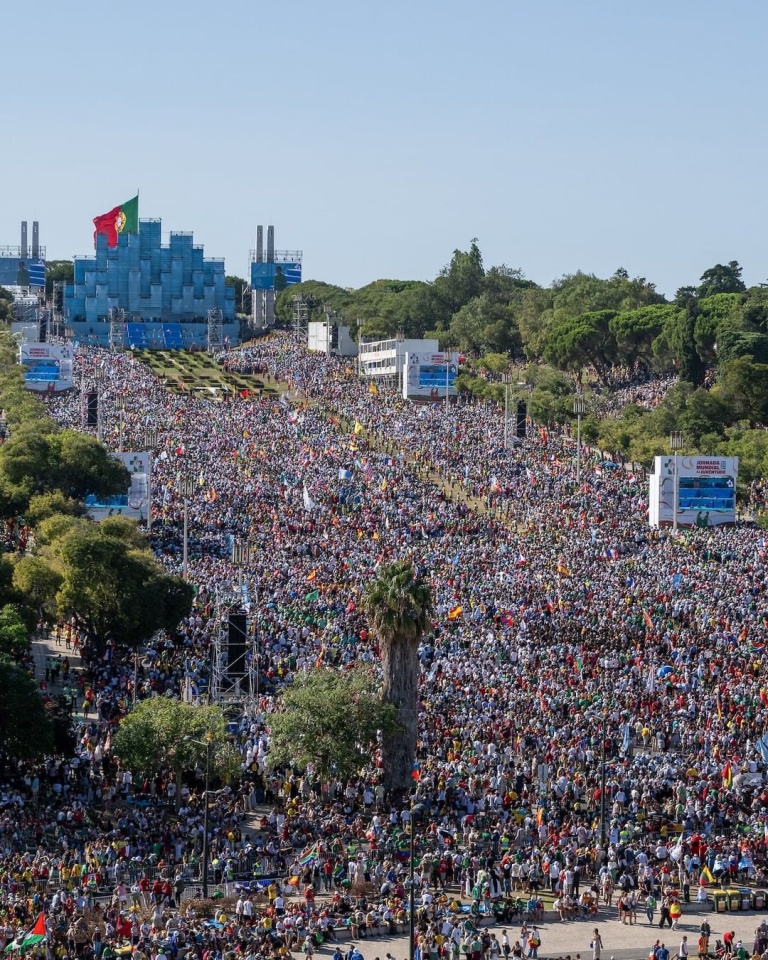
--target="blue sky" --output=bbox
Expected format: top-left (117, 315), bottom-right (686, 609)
top-left (3, 0), bottom-right (767, 296)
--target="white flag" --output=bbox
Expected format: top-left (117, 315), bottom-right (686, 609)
top-left (302, 484), bottom-right (315, 512)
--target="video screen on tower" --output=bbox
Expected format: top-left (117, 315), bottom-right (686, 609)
top-left (250, 261), bottom-right (302, 291)
top-left (0, 257), bottom-right (45, 288)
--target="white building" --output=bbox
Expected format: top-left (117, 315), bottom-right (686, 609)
top-left (307, 320), bottom-right (357, 357)
top-left (358, 336), bottom-right (440, 390)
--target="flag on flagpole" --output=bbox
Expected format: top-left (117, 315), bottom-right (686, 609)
top-left (447, 605), bottom-right (463, 621)
top-left (302, 484), bottom-right (315, 512)
top-left (93, 196), bottom-right (139, 247)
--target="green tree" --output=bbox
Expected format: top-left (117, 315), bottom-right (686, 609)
top-left (449, 294), bottom-right (522, 355)
top-left (13, 556), bottom-right (63, 625)
top-left (665, 304), bottom-right (706, 386)
top-left (225, 275), bottom-right (248, 314)
top-left (112, 699), bottom-right (239, 810)
top-left (0, 654), bottom-right (53, 759)
top-left (44, 260), bottom-right (74, 299)
top-left (713, 356), bottom-right (768, 427)
top-left (25, 491), bottom-right (86, 527)
top-left (267, 668), bottom-right (398, 782)
top-left (49, 431), bottom-right (131, 501)
top-left (0, 605), bottom-right (29, 656)
top-left (434, 242), bottom-right (485, 315)
top-left (46, 522), bottom-right (193, 653)
top-left (609, 304), bottom-right (678, 371)
top-left (363, 559), bottom-right (433, 794)
top-left (697, 261), bottom-right (746, 298)
top-left (717, 330), bottom-right (768, 365)
top-left (543, 311), bottom-right (617, 380)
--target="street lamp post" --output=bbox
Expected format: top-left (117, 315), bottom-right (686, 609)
top-left (144, 427), bottom-right (157, 527)
top-left (599, 707), bottom-right (607, 851)
top-left (117, 397), bottom-right (126, 453)
top-left (177, 475), bottom-right (195, 580)
top-left (670, 431), bottom-right (684, 532)
top-left (502, 373), bottom-right (512, 449)
top-left (187, 736), bottom-right (212, 898)
top-left (573, 392), bottom-right (586, 485)
top-left (408, 803), bottom-right (425, 960)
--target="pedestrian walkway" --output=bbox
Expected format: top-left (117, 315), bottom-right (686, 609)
top-left (31, 629), bottom-right (98, 722)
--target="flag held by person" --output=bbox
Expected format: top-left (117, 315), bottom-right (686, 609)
top-left (4, 913), bottom-right (47, 954)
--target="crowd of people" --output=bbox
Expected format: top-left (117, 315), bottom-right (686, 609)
top-left (1, 331), bottom-right (768, 960)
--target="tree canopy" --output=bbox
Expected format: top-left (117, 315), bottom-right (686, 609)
top-left (267, 668), bottom-right (398, 782)
top-left (112, 699), bottom-right (240, 807)
top-left (32, 520), bottom-right (194, 654)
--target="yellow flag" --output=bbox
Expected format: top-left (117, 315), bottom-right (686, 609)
top-left (354, 421), bottom-right (364, 435)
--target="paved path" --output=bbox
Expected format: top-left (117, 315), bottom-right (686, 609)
top-left (295, 904), bottom-right (768, 960)
top-left (31, 630), bottom-right (98, 722)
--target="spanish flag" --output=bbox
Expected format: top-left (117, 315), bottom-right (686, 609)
top-left (447, 605), bottom-right (463, 621)
top-left (722, 762), bottom-right (733, 789)
top-left (306, 570), bottom-right (317, 582)
top-left (556, 559), bottom-right (571, 577)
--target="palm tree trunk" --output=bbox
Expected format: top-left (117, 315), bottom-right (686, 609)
top-left (380, 636), bottom-right (418, 795)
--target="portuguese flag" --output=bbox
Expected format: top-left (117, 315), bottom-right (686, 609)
top-left (4, 912), bottom-right (46, 953)
top-left (93, 195), bottom-right (139, 248)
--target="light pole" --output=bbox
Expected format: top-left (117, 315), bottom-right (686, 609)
top-left (670, 431), bottom-right (684, 532)
top-left (186, 736), bottom-right (212, 898)
top-left (502, 373), bottom-right (512, 449)
top-left (177, 475), bottom-right (195, 580)
top-left (573, 392), bottom-right (586, 485)
top-left (117, 397), bottom-right (126, 453)
top-left (143, 427), bottom-right (157, 527)
top-left (599, 707), bottom-right (607, 851)
top-left (408, 803), bottom-right (426, 960)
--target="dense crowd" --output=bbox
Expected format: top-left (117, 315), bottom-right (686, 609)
top-left (1, 331), bottom-right (768, 960)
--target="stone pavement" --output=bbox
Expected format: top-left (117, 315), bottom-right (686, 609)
top-left (31, 629), bottom-right (98, 722)
top-left (299, 905), bottom-right (768, 960)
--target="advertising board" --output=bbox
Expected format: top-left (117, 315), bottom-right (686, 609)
top-left (85, 451), bottom-right (151, 521)
top-left (649, 455), bottom-right (739, 527)
top-left (20, 342), bottom-right (74, 393)
top-left (403, 351), bottom-right (459, 400)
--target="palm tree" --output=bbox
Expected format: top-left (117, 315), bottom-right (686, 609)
top-left (363, 559), bottom-right (433, 796)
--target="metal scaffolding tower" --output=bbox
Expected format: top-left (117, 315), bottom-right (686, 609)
top-left (108, 308), bottom-right (126, 353)
top-left (292, 295), bottom-right (310, 337)
top-left (52, 281), bottom-right (66, 339)
top-left (207, 308), bottom-right (224, 354)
